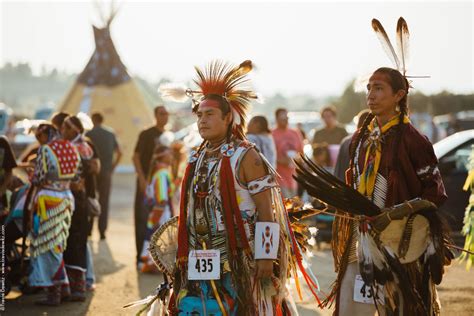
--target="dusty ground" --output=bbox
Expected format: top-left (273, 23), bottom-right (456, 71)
top-left (5, 173), bottom-right (474, 315)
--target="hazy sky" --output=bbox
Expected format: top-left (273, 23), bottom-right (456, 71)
top-left (1, 0), bottom-right (473, 96)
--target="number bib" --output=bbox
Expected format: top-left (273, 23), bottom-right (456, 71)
top-left (188, 250), bottom-right (220, 280)
top-left (353, 275), bottom-right (385, 304)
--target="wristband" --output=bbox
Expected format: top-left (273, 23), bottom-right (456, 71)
top-left (254, 222), bottom-right (279, 259)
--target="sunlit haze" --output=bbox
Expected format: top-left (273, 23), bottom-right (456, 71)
top-left (1, 0), bottom-right (473, 96)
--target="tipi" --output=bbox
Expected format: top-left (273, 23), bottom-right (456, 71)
top-left (58, 6), bottom-right (153, 166)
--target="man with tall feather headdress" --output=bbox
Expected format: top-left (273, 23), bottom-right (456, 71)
top-left (146, 60), bottom-right (322, 316)
top-left (295, 17), bottom-right (453, 316)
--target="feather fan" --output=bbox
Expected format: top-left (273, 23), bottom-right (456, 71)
top-left (294, 154), bottom-right (380, 217)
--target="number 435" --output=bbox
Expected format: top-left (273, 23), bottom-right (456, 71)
top-left (195, 258), bottom-right (213, 273)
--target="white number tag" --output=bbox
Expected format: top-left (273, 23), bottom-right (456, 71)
top-left (353, 275), bottom-right (385, 304)
top-left (188, 250), bottom-right (220, 280)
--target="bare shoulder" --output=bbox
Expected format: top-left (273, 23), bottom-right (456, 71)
top-left (239, 147), bottom-right (267, 183)
top-left (241, 147), bottom-right (267, 170)
top-left (242, 147), bottom-right (263, 165)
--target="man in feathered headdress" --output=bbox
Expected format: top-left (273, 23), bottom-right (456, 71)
top-left (295, 17), bottom-right (453, 316)
top-left (158, 60), bottom-right (321, 315)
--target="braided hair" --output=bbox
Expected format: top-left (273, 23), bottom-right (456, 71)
top-left (349, 67), bottom-right (409, 186)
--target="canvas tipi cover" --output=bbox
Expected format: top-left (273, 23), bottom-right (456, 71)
top-left (59, 14), bottom-right (152, 166)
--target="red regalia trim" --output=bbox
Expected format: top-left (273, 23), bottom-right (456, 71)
top-left (220, 156), bottom-right (251, 257)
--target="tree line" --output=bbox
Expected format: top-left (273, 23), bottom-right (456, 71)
top-left (1, 62), bottom-right (472, 123)
top-left (333, 79), bottom-right (474, 123)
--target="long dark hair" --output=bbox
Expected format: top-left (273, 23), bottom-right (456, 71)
top-left (349, 67), bottom-right (409, 185)
top-left (249, 115), bottom-right (271, 134)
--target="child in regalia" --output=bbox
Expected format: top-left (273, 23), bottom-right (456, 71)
top-left (140, 145), bottom-right (175, 273)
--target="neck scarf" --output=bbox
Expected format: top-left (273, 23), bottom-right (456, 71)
top-left (358, 114), bottom-right (410, 198)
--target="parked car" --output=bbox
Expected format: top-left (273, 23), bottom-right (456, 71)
top-left (288, 111), bottom-right (323, 137)
top-left (0, 103), bottom-right (13, 136)
top-left (434, 129), bottom-right (474, 243)
top-left (434, 111), bottom-right (474, 140)
top-left (33, 103), bottom-right (55, 121)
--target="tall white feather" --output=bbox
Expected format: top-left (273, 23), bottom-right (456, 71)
top-left (372, 19), bottom-right (401, 71)
top-left (158, 83), bottom-right (189, 102)
top-left (396, 17), bottom-right (410, 76)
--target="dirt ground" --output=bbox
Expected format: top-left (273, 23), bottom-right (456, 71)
top-left (5, 173), bottom-right (474, 315)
